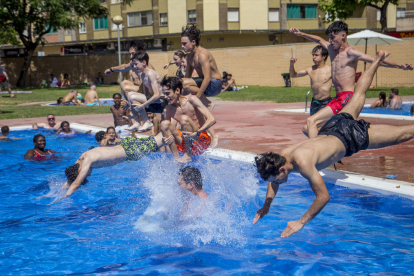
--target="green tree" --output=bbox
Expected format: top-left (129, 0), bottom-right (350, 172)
top-left (318, 0), bottom-right (398, 34)
top-left (0, 0), bottom-right (132, 87)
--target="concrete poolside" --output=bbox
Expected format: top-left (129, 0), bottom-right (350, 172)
top-left (2, 96), bottom-right (414, 183)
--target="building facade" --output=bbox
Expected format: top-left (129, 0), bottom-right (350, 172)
top-left (1, 0), bottom-right (412, 57)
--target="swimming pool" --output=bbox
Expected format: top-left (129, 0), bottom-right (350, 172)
top-left (1, 129), bottom-right (414, 275)
top-left (361, 102), bottom-right (414, 116)
top-left (45, 98), bottom-right (114, 106)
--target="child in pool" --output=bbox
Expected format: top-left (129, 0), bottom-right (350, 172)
top-left (55, 121), bottom-right (92, 136)
top-left (24, 134), bottom-right (56, 159)
top-left (0, 126), bottom-right (20, 140)
top-left (100, 126), bottom-right (122, 147)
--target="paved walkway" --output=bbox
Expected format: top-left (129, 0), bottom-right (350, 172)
top-left (2, 97), bottom-right (414, 183)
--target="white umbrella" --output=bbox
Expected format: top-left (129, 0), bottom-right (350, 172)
top-left (347, 29), bottom-right (403, 70)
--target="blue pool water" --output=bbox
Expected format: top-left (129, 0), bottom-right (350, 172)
top-left (1, 130), bottom-right (414, 275)
top-left (361, 102), bottom-right (414, 116)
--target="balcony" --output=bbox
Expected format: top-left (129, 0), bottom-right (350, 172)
top-left (396, 11), bottom-right (414, 32)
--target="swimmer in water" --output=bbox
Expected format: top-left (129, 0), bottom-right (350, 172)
top-left (388, 88), bottom-right (402, 109)
top-left (289, 46), bottom-right (332, 116)
top-left (55, 121), bottom-right (91, 136)
top-left (95, 131), bottom-right (106, 144)
top-left (178, 166), bottom-right (208, 198)
top-left (32, 114), bottom-right (61, 130)
top-left (253, 50), bottom-right (414, 238)
top-left (100, 126), bottom-right (122, 147)
top-left (289, 21), bottom-right (413, 139)
top-left (45, 133), bottom-right (186, 201)
top-left (24, 134), bottom-right (55, 159)
top-left (371, 92), bottom-right (387, 108)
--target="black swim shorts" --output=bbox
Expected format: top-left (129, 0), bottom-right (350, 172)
top-left (318, 112), bottom-right (370, 157)
top-left (192, 77), bottom-right (223, 97)
top-left (144, 94), bottom-right (168, 114)
top-left (310, 97), bottom-right (332, 115)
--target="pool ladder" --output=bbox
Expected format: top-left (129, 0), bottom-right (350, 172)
top-left (305, 90), bottom-right (312, 113)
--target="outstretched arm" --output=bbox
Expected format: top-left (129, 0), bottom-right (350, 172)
top-left (253, 182), bottom-right (279, 224)
top-left (289, 27), bottom-right (330, 49)
top-left (104, 63), bottom-right (133, 75)
top-left (64, 165), bottom-right (91, 199)
top-left (348, 48), bottom-right (413, 70)
top-left (281, 162), bottom-right (330, 238)
top-left (289, 58), bottom-right (309, 78)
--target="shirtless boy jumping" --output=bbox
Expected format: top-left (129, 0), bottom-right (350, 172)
top-left (290, 45), bottom-right (332, 116)
top-left (161, 76), bottom-right (217, 162)
top-left (290, 21), bottom-right (413, 139)
top-left (181, 24), bottom-right (222, 111)
top-left (253, 50), bottom-right (414, 238)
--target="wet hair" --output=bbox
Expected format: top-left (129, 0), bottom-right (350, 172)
top-left (181, 24), bottom-right (201, 46)
top-left (312, 45), bottom-right (329, 62)
top-left (179, 166), bottom-right (203, 190)
top-left (57, 97), bottom-right (63, 105)
top-left (129, 41), bottom-right (146, 52)
top-left (379, 92), bottom-right (387, 107)
top-left (174, 50), bottom-right (187, 59)
top-left (325, 21), bottom-right (348, 35)
top-left (60, 121), bottom-right (70, 128)
top-left (255, 152), bottom-right (287, 181)
top-left (1, 125), bottom-right (9, 134)
top-left (131, 51), bottom-right (149, 65)
top-left (391, 88), bottom-right (399, 95)
top-left (411, 104), bottom-right (414, 114)
top-left (106, 126), bottom-right (115, 133)
top-left (65, 163), bottom-right (88, 185)
top-left (113, 93), bottom-right (122, 99)
top-left (33, 134), bottom-right (45, 144)
top-left (95, 131), bottom-right (105, 142)
top-left (161, 75), bottom-right (183, 92)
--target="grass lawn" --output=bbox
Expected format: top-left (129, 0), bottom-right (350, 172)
top-left (217, 86), bottom-right (414, 103)
top-left (0, 85), bottom-right (120, 119)
top-left (1, 84), bottom-right (413, 120)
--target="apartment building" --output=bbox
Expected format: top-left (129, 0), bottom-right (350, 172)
top-left (1, 0), bottom-right (412, 57)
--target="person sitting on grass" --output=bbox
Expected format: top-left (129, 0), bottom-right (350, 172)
top-left (96, 72), bottom-right (104, 85)
top-left (371, 92), bottom-right (387, 108)
top-left (61, 73), bottom-right (71, 88)
top-left (100, 127), bottom-right (122, 147)
top-left (45, 132), bottom-right (187, 201)
top-left (24, 134), bottom-right (55, 159)
top-left (178, 166), bottom-right (208, 198)
top-left (33, 114), bottom-right (61, 130)
top-left (85, 85), bottom-right (102, 106)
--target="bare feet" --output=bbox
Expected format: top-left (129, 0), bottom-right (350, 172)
top-left (10, 94), bottom-right (15, 98)
top-left (377, 50), bottom-right (391, 60)
top-left (126, 122), bottom-right (141, 131)
top-left (137, 121), bottom-right (153, 132)
top-left (210, 134), bottom-right (219, 148)
top-left (207, 102), bottom-right (215, 112)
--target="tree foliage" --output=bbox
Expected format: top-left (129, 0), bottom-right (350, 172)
top-left (318, 0), bottom-right (398, 33)
top-left (0, 0), bottom-right (133, 86)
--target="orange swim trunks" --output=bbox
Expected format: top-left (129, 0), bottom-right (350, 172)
top-left (176, 130), bottom-right (211, 156)
top-left (326, 91), bottom-right (354, 115)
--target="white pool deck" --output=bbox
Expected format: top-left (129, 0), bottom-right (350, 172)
top-left (274, 103), bottom-right (414, 121)
top-left (12, 123), bottom-right (414, 200)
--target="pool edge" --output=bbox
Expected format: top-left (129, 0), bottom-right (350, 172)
top-left (11, 124), bottom-right (414, 199)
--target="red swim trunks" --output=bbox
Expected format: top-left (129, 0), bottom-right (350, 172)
top-left (326, 91), bottom-right (354, 115)
top-left (176, 130), bottom-right (211, 156)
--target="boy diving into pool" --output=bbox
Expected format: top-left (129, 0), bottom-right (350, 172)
top-left (253, 50), bottom-right (414, 238)
top-left (53, 133), bottom-right (186, 201)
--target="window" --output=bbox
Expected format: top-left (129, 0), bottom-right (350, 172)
top-left (269, 8), bottom-right (279, 22)
top-left (46, 24), bottom-right (58, 34)
top-left (287, 5), bottom-right (317, 19)
top-left (94, 16), bottom-right (108, 30)
top-left (228, 8), bottom-right (239, 22)
top-left (377, 10), bottom-right (381, 21)
top-left (111, 0), bottom-right (121, 3)
top-left (187, 10), bottom-right (197, 23)
top-left (160, 13), bottom-right (168, 26)
top-left (128, 11), bottom-right (153, 27)
top-left (79, 22), bottom-right (86, 33)
top-left (397, 7), bottom-right (406, 18)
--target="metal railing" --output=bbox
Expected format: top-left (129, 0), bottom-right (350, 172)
top-left (305, 90), bottom-right (312, 113)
